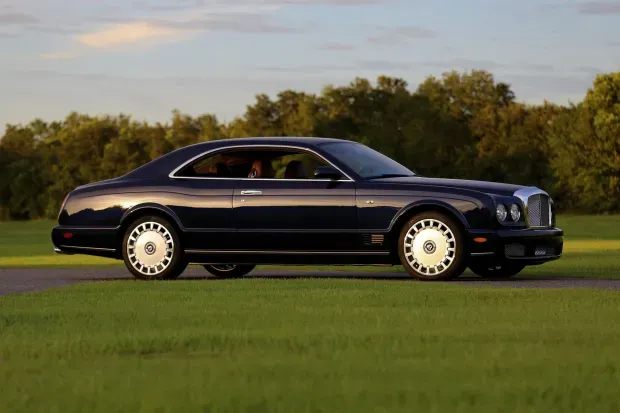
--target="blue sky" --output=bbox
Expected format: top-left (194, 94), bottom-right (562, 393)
top-left (0, 0), bottom-right (619, 129)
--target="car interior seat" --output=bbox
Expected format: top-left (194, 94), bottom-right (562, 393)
top-left (284, 160), bottom-right (308, 179)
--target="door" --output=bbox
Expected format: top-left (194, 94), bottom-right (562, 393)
top-left (232, 148), bottom-right (358, 251)
top-left (168, 153), bottom-right (238, 251)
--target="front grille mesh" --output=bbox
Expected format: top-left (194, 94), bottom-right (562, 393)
top-left (505, 243), bottom-right (526, 257)
top-left (528, 194), bottom-right (551, 227)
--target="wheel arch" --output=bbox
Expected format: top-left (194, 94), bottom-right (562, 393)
top-left (387, 200), bottom-right (470, 256)
top-left (118, 204), bottom-right (185, 250)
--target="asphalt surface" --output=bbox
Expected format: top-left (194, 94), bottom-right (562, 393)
top-left (1, 267), bottom-right (620, 295)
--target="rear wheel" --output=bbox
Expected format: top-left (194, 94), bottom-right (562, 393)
top-left (398, 211), bottom-right (467, 281)
top-left (469, 261), bottom-right (525, 279)
top-left (203, 264), bottom-right (256, 278)
top-left (122, 216), bottom-right (187, 280)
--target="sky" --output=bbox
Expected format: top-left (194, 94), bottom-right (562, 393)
top-left (0, 0), bottom-right (619, 129)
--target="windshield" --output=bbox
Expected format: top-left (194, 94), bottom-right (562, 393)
top-left (321, 142), bottom-right (414, 179)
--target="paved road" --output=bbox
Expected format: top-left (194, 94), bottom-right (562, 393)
top-left (1, 267), bottom-right (620, 295)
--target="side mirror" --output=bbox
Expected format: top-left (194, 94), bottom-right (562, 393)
top-left (314, 166), bottom-right (342, 180)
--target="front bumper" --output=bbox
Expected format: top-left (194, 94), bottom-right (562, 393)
top-left (467, 227), bottom-right (563, 265)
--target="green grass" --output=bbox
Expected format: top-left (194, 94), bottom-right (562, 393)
top-left (2, 216), bottom-right (620, 279)
top-left (1, 280), bottom-right (620, 413)
top-left (2, 217), bottom-right (620, 412)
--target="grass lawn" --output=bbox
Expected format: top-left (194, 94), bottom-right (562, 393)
top-left (1, 280), bottom-right (620, 413)
top-left (1, 216), bottom-right (620, 278)
top-left (1, 216), bottom-right (620, 412)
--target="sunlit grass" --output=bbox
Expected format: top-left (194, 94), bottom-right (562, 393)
top-left (1, 280), bottom-right (620, 413)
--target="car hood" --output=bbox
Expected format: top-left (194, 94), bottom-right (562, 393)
top-left (371, 176), bottom-right (525, 196)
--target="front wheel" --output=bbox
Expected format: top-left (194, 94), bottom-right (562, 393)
top-left (122, 216), bottom-right (188, 280)
top-left (398, 212), bottom-right (467, 281)
top-left (469, 262), bottom-right (525, 279)
top-left (203, 264), bottom-right (256, 278)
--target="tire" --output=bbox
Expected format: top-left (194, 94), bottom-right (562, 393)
top-left (122, 216), bottom-right (188, 280)
top-left (398, 211), bottom-right (467, 281)
top-left (203, 264), bottom-right (256, 278)
top-left (469, 261), bottom-right (525, 279)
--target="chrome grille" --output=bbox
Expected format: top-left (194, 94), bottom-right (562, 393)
top-left (527, 194), bottom-right (551, 227)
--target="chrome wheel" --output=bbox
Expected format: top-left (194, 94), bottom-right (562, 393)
top-left (403, 218), bottom-right (456, 276)
top-left (127, 221), bottom-right (174, 277)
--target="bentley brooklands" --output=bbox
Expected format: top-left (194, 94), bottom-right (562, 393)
top-left (52, 137), bottom-right (563, 281)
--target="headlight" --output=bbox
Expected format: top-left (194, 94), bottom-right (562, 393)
top-left (496, 204), bottom-right (507, 222)
top-left (510, 204), bottom-right (521, 221)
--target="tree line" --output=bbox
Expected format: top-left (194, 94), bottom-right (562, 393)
top-left (1, 70), bottom-right (619, 220)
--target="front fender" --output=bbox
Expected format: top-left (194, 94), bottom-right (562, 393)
top-left (388, 198), bottom-right (482, 232)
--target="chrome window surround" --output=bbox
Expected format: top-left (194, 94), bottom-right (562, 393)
top-left (513, 187), bottom-right (554, 229)
top-left (168, 144), bottom-right (354, 182)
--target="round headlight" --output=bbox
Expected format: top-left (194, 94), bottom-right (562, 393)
top-left (510, 204), bottom-right (521, 221)
top-left (496, 204), bottom-right (508, 222)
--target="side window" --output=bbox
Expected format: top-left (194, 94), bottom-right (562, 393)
top-left (175, 148), bottom-right (330, 179)
top-left (176, 150), bottom-right (254, 178)
top-left (271, 153), bottom-right (327, 180)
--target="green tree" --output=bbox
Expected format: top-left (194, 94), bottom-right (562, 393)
top-left (549, 72), bottom-right (620, 212)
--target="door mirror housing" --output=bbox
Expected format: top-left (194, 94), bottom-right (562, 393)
top-left (314, 166), bottom-right (342, 180)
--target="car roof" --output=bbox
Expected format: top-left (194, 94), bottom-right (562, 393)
top-left (204, 137), bottom-right (348, 147)
top-left (124, 137), bottom-right (353, 179)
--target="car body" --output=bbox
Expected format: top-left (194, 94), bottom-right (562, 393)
top-left (52, 137), bottom-right (563, 280)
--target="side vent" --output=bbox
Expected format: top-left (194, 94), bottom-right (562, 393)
top-left (363, 234), bottom-right (385, 247)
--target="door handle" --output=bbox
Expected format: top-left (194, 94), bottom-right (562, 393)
top-left (240, 190), bottom-right (263, 196)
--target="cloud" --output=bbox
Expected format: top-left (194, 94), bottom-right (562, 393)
top-left (265, 0), bottom-right (389, 4)
top-left (317, 42), bottom-right (355, 51)
top-left (257, 64), bottom-right (354, 74)
top-left (132, 0), bottom-right (391, 10)
top-left (357, 59), bottom-right (414, 70)
top-left (40, 51), bottom-right (78, 60)
top-left (27, 25), bottom-right (82, 35)
top-left (0, 12), bottom-right (38, 24)
top-left (153, 14), bottom-right (304, 34)
top-left (576, 66), bottom-right (604, 75)
top-left (256, 59), bottom-right (560, 75)
top-left (368, 25), bottom-right (436, 45)
top-left (577, 1), bottom-right (620, 14)
top-left (75, 21), bottom-right (186, 48)
top-left (421, 58), bottom-right (503, 70)
top-left (418, 59), bottom-right (556, 73)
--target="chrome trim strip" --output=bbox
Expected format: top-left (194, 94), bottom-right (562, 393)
top-left (513, 187), bottom-right (553, 229)
top-left (60, 245), bottom-right (116, 252)
top-left (168, 144), bottom-right (355, 182)
top-left (54, 247), bottom-right (73, 255)
top-left (470, 252), bottom-right (495, 256)
top-left (171, 176), bottom-right (352, 183)
top-left (184, 249), bottom-right (390, 255)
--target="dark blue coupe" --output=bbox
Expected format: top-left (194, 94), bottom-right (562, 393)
top-left (52, 137), bottom-right (563, 281)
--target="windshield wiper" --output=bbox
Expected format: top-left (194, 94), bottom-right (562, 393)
top-left (364, 174), bottom-right (414, 180)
